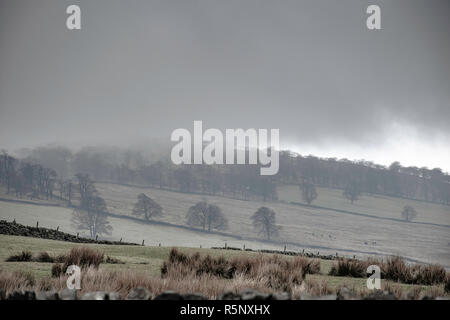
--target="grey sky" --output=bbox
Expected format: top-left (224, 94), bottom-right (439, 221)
top-left (0, 0), bottom-right (449, 170)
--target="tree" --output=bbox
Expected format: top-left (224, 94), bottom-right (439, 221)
top-left (186, 201), bottom-right (228, 232)
top-left (343, 181), bottom-right (362, 204)
top-left (299, 178), bottom-right (318, 205)
top-left (72, 173), bottom-right (112, 238)
top-left (72, 195), bottom-right (112, 238)
top-left (401, 205), bottom-right (417, 222)
top-left (132, 193), bottom-right (163, 221)
top-left (251, 207), bottom-right (281, 241)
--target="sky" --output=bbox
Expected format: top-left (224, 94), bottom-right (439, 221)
top-left (0, 0), bottom-right (449, 171)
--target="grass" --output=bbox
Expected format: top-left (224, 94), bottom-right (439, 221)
top-left (0, 234), bottom-right (448, 299)
top-left (2, 182), bottom-right (449, 271)
top-left (329, 257), bottom-right (447, 285)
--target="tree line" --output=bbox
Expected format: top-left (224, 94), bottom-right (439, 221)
top-left (2, 146), bottom-right (450, 206)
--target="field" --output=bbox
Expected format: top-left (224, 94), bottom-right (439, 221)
top-left (96, 182), bottom-right (450, 267)
top-left (0, 182), bottom-right (449, 269)
top-left (0, 234), bottom-right (446, 299)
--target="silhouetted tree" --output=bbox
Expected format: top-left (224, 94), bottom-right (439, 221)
top-left (251, 207), bottom-right (281, 241)
top-left (132, 193), bottom-right (163, 221)
top-left (72, 195), bottom-right (112, 238)
top-left (300, 178), bottom-right (318, 205)
top-left (401, 205), bottom-right (417, 222)
top-left (186, 201), bottom-right (228, 232)
top-left (72, 173), bottom-right (112, 238)
top-left (343, 181), bottom-right (362, 204)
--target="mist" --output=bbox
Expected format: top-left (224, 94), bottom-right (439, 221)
top-left (1, 0), bottom-right (449, 170)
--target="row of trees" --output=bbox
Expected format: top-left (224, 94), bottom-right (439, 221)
top-left (22, 146), bottom-right (449, 205)
top-left (0, 151), bottom-right (58, 200)
top-left (279, 153), bottom-right (450, 205)
top-left (131, 194), bottom-right (282, 241)
top-left (184, 203), bottom-right (282, 241)
top-left (0, 147), bottom-right (450, 205)
top-left (299, 177), bottom-right (361, 205)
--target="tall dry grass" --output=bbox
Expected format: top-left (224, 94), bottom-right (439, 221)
top-left (161, 248), bottom-right (320, 291)
top-left (51, 247), bottom-right (104, 277)
top-left (329, 256), bottom-right (447, 286)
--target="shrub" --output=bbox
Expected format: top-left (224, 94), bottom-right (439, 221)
top-left (6, 251), bottom-right (33, 262)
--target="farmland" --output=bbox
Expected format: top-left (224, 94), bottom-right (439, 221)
top-left (1, 182), bottom-right (448, 268)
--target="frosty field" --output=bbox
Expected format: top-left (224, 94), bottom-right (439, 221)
top-left (1, 182), bottom-right (449, 268)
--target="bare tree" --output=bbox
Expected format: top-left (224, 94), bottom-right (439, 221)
top-left (72, 195), bottom-right (112, 238)
top-left (72, 174), bottom-right (112, 238)
top-left (1, 151), bottom-right (17, 194)
top-left (343, 181), bottom-right (362, 204)
top-left (401, 205), bottom-right (417, 222)
top-left (132, 193), bottom-right (163, 221)
top-left (186, 201), bottom-right (228, 232)
top-left (251, 207), bottom-right (281, 241)
top-left (299, 178), bottom-right (318, 205)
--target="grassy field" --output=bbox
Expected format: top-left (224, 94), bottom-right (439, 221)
top-left (0, 234), bottom-right (446, 298)
top-left (95, 182), bottom-right (450, 267)
top-left (1, 182), bottom-right (449, 268)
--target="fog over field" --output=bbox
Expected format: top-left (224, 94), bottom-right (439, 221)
top-left (0, 0), bottom-right (449, 296)
top-left (0, 0), bottom-right (449, 170)
top-left (1, 182), bottom-right (448, 268)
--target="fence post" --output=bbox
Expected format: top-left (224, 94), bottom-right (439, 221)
top-left (76, 232), bottom-right (79, 238)
top-left (56, 226), bottom-right (59, 231)
top-left (243, 244), bottom-right (245, 250)
top-left (119, 238), bottom-right (122, 243)
top-left (95, 235), bottom-right (98, 241)
top-left (225, 242), bottom-right (227, 249)
top-left (142, 240), bottom-right (145, 246)
top-left (159, 243), bottom-right (161, 247)
top-left (284, 245), bottom-right (286, 252)
top-left (36, 221), bottom-right (39, 228)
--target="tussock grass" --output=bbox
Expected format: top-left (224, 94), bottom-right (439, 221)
top-left (6, 251), bottom-right (33, 262)
top-left (161, 248), bottom-right (320, 291)
top-left (329, 256), bottom-right (448, 286)
top-left (51, 247), bottom-right (104, 277)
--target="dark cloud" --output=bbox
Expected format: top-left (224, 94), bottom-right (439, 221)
top-left (0, 1), bottom-right (449, 160)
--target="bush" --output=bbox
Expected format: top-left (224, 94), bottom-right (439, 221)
top-left (6, 251), bottom-right (33, 262)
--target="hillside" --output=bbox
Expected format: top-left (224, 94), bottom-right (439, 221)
top-left (0, 181), bottom-right (448, 268)
top-left (92, 183), bottom-right (450, 268)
